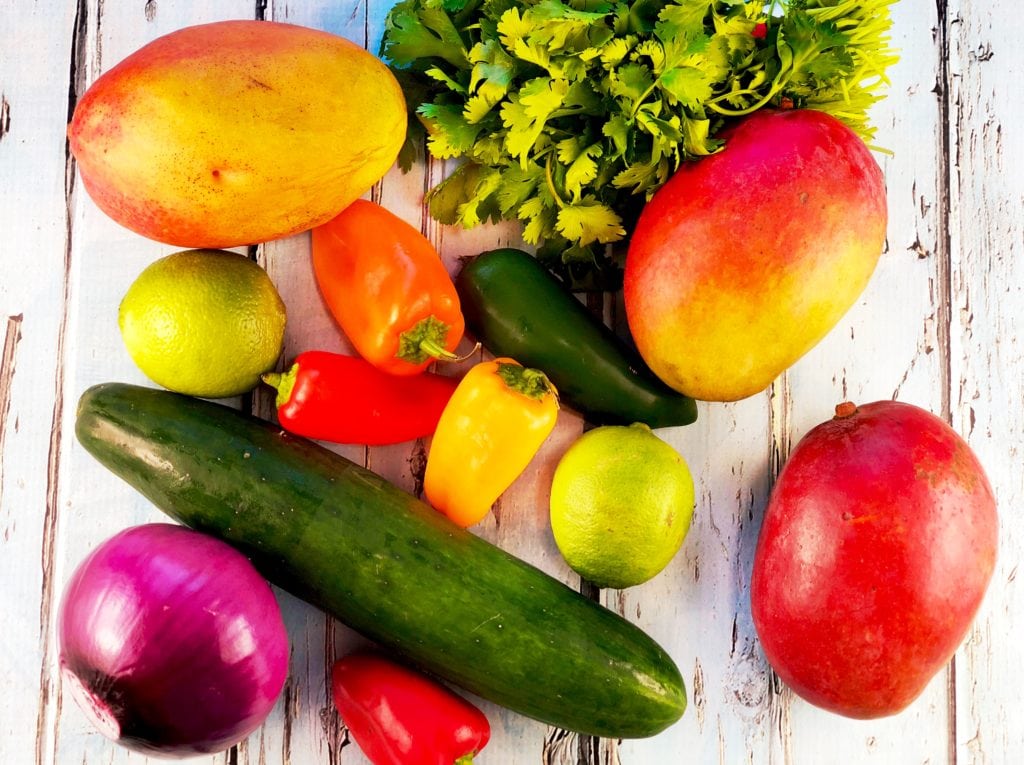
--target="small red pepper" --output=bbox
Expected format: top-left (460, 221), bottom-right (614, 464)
top-left (752, 21), bottom-right (768, 39)
top-left (262, 351), bottom-right (458, 445)
top-left (331, 652), bottom-right (490, 765)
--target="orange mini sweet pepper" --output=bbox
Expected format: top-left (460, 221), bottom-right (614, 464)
top-left (424, 357), bottom-right (559, 527)
top-left (311, 199), bottom-right (468, 376)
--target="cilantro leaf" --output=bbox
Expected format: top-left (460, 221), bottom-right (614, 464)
top-left (469, 38), bottom-right (516, 98)
top-left (382, 0), bottom-right (899, 283)
top-left (382, 2), bottom-right (470, 69)
top-left (556, 199), bottom-right (627, 246)
top-left (496, 162), bottom-right (544, 214)
top-left (659, 66), bottom-right (712, 108)
top-left (612, 161), bottom-right (661, 193)
top-left (602, 114), bottom-right (631, 157)
top-left (528, 0), bottom-right (610, 53)
top-left (425, 161), bottom-right (483, 224)
top-left (417, 102), bottom-right (481, 158)
top-left (601, 35), bottom-right (638, 66)
top-left (456, 166), bottom-right (503, 227)
top-left (564, 143), bottom-right (604, 198)
top-left (425, 66), bottom-right (468, 93)
top-left (500, 77), bottom-right (568, 163)
top-left (655, 1), bottom-right (713, 42)
top-left (518, 195), bottom-right (558, 245)
top-left (496, 7), bottom-right (534, 51)
top-left (608, 62), bottom-right (655, 108)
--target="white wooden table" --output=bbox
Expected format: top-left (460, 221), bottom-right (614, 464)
top-left (2, 1), bottom-right (1022, 763)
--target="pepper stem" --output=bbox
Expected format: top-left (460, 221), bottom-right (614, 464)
top-left (398, 315), bottom-right (479, 365)
top-left (495, 362), bottom-right (555, 401)
top-left (262, 363), bottom-right (298, 409)
top-left (454, 756), bottom-right (475, 765)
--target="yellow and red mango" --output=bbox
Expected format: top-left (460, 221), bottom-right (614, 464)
top-left (68, 20), bottom-right (406, 248)
top-left (623, 109), bottom-right (887, 402)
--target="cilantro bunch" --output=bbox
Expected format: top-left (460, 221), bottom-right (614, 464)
top-left (382, 0), bottom-right (897, 286)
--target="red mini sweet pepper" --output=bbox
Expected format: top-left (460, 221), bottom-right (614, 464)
top-left (262, 351), bottom-right (458, 445)
top-left (331, 652), bottom-right (490, 765)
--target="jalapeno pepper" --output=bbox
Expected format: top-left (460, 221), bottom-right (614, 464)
top-left (455, 248), bottom-right (697, 428)
top-left (262, 351), bottom-right (458, 445)
top-left (331, 651), bottom-right (490, 765)
top-left (312, 200), bottom-right (469, 376)
top-left (424, 357), bottom-right (558, 527)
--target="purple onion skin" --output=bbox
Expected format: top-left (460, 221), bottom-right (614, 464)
top-left (58, 523), bottom-right (290, 757)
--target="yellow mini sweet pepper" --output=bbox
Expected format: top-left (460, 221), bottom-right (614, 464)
top-left (424, 357), bottom-right (559, 527)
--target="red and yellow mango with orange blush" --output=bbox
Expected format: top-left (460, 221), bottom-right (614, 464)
top-left (68, 20), bottom-right (406, 248)
top-left (624, 109), bottom-right (887, 402)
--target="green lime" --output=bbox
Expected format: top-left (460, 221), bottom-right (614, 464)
top-left (118, 249), bottom-right (287, 398)
top-left (550, 423), bottom-right (695, 589)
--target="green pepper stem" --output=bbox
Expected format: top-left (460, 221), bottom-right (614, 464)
top-left (495, 362), bottom-right (555, 401)
top-left (454, 756), bottom-right (475, 765)
top-left (398, 315), bottom-right (479, 365)
top-left (419, 337), bottom-right (481, 364)
top-left (261, 364), bottom-right (298, 409)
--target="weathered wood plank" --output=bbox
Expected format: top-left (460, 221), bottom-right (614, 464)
top-left (781, 1), bottom-right (954, 762)
top-left (615, 398), bottom-right (780, 763)
top-left (255, 3), bottom-right (378, 763)
top-left (1, 1), bottom-right (1019, 763)
top-left (52, 3), bottom-right (264, 765)
top-left (947, 1), bottom-right (1024, 763)
top-left (0, 3), bottom-right (81, 763)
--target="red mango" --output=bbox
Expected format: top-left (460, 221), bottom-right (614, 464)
top-left (751, 400), bottom-right (998, 718)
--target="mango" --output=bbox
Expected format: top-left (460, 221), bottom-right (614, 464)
top-left (751, 400), bottom-right (997, 718)
top-left (623, 109), bottom-right (887, 402)
top-left (68, 21), bottom-right (406, 248)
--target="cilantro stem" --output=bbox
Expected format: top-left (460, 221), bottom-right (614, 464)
top-left (453, 0), bottom-right (484, 27)
top-left (630, 82), bottom-right (660, 120)
top-left (707, 29), bottom-right (825, 118)
top-left (544, 153), bottom-right (566, 209)
top-left (707, 84), bottom-right (784, 116)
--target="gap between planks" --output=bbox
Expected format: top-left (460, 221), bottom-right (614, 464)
top-left (34, 1), bottom-right (92, 764)
top-left (933, 1), bottom-right (959, 761)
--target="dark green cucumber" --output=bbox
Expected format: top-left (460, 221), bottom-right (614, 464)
top-left (456, 248), bottom-right (697, 428)
top-left (75, 383), bottom-right (686, 739)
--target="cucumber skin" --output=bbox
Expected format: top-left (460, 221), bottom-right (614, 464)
top-left (75, 383), bottom-right (686, 739)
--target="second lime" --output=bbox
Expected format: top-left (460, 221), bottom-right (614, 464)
top-left (550, 423), bottom-right (695, 589)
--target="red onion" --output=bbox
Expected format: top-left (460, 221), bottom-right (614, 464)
top-left (58, 523), bottom-right (290, 757)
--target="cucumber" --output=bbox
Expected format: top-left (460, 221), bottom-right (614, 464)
top-left (75, 383), bottom-right (686, 739)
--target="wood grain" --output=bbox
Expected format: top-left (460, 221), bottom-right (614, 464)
top-left (947, 2), bottom-right (1024, 763)
top-left (0, 2), bottom-right (86, 763)
top-left (50, 4), bottom-right (269, 765)
top-left (781, 2), bottom-right (954, 762)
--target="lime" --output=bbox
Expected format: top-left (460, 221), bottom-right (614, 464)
top-left (118, 249), bottom-right (287, 398)
top-left (549, 423), bottom-right (695, 589)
